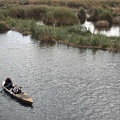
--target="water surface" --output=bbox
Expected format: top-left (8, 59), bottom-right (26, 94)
top-left (82, 21), bottom-right (120, 37)
top-left (0, 31), bottom-right (120, 120)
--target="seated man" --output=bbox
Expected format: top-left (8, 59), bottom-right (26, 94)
top-left (12, 86), bottom-right (21, 94)
top-left (4, 78), bottom-right (13, 90)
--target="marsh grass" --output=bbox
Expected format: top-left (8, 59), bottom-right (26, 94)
top-left (30, 21), bottom-right (120, 51)
top-left (87, 8), bottom-right (103, 21)
top-left (6, 18), bottom-right (36, 35)
top-left (6, 5), bottom-right (79, 26)
top-left (95, 20), bottom-right (109, 27)
top-left (113, 16), bottom-right (120, 24)
top-left (44, 7), bottom-right (79, 25)
top-left (3, 18), bottom-right (120, 52)
top-left (0, 0), bottom-right (120, 52)
top-left (0, 21), bottom-right (10, 32)
top-left (99, 10), bottom-right (113, 23)
top-left (77, 7), bottom-right (86, 18)
top-left (88, 8), bottom-right (114, 25)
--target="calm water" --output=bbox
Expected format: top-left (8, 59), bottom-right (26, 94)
top-left (82, 21), bottom-right (120, 37)
top-left (0, 31), bottom-right (120, 120)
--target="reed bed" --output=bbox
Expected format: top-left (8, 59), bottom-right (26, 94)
top-left (113, 16), bottom-right (120, 24)
top-left (0, 0), bottom-right (119, 52)
top-left (95, 20), bottom-right (109, 27)
top-left (2, 18), bottom-right (120, 52)
top-left (6, 5), bottom-right (79, 26)
top-left (0, 21), bottom-right (10, 32)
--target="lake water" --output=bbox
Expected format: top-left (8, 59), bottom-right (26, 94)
top-left (81, 21), bottom-right (120, 37)
top-left (0, 31), bottom-right (120, 120)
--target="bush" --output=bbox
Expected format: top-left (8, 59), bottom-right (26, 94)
top-left (91, 37), bottom-right (100, 47)
top-left (87, 8), bottom-right (103, 21)
top-left (0, 21), bottom-right (10, 32)
top-left (113, 16), bottom-right (120, 24)
top-left (43, 7), bottom-right (79, 26)
top-left (7, 5), bottom-right (79, 26)
top-left (99, 10), bottom-right (113, 23)
top-left (95, 20), bottom-right (109, 27)
top-left (0, 11), bottom-right (5, 20)
top-left (78, 7), bottom-right (86, 18)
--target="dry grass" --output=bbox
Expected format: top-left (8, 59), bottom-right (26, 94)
top-left (95, 20), bottom-right (109, 27)
top-left (1, 0), bottom-right (120, 6)
top-left (0, 21), bottom-right (10, 32)
top-left (113, 16), bottom-right (120, 24)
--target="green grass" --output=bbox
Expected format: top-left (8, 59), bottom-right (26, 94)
top-left (0, 0), bottom-right (120, 52)
top-left (5, 5), bottom-right (79, 26)
top-left (0, 21), bottom-right (10, 32)
top-left (2, 18), bottom-right (120, 52)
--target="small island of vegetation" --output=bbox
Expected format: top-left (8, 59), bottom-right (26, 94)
top-left (0, 0), bottom-right (120, 52)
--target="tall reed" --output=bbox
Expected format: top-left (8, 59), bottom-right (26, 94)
top-left (7, 5), bottom-right (79, 26)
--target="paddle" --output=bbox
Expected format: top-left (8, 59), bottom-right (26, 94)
top-left (19, 86), bottom-right (22, 89)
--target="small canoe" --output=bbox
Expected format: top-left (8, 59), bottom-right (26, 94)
top-left (2, 81), bottom-right (33, 104)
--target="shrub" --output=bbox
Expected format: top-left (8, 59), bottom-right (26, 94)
top-left (0, 21), bottom-right (10, 32)
top-left (78, 7), bottom-right (86, 18)
top-left (95, 20), bottom-right (109, 27)
top-left (99, 10), bottom-right (113, 23)
top-left (8, 7), bottom-right (26, 18)
top-left (0, 11), bottom-right (5, 20)
top-left (43, 7), bottom-right (79, 26)
top-left (87, 8), bottom-right (103, 21)
top-left (32, 5), bottom-right (48, 19)
top-left (113, 16), bottom-right (120, 24)
top-left (67, 1), bottom-right (82, 8)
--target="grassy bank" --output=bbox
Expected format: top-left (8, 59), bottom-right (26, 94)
top-left (0, 21), bottom-right (10, 32)
top-left (0, 0), bottom-right (119, 26)
top-left (0, 1), bottom-right (119, 52)
top-left (5, 18), bottom-right (120, 52)
top-left (1, 0), bottom-right (120, 16)
top-left (1, 5), bottom-right (79, 26)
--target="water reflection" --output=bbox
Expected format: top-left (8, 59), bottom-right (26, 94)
top-left (81, 20), bottom-right (120, 37)
top-left (39, 41), bottom-right (56, 47)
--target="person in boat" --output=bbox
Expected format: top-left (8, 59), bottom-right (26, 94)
top-left (4, 78), bottom-right (13, 90)
top-left (12, 85), bottom-right (21, 94)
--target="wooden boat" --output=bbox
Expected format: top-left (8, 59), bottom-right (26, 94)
top-left (2, 81), bottom-right (33, 104)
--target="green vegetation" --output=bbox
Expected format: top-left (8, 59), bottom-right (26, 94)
top-left (5, 5), bottom-right (79, 26)
top-left (87, 8), bottom-right (103, 21)
top-left (99, 10), bottom-right (113, 23)
top-left (0, 21), bottom-right (10, 32)
top-left (4, 18), bottom-right (120, 52)
top-left (0, 0), bottom-right (119, 52)
top-left (43, 6), bottom-right (79, 25)
top-left (88, 9), bottom-right (113, 23)
top-left (95, 20), bottom-right (109, 27)
top-left (77, 7), bottom-right (86, 18)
